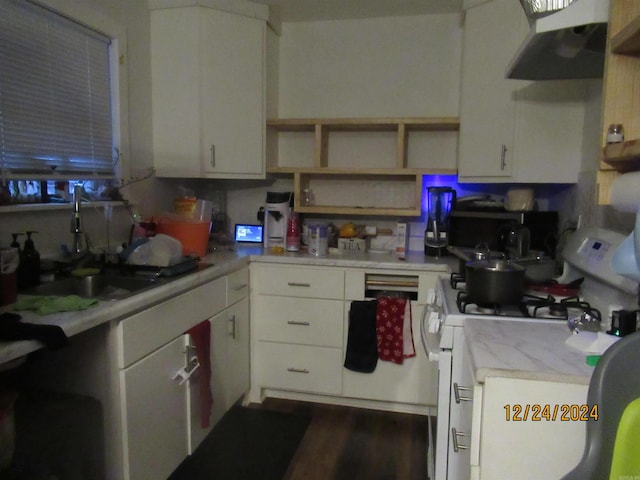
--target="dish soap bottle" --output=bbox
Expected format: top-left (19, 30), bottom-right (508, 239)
top-left (10, 233), bottom-right (23, 252)
top-left (18, 231), bottom-right (40, 290)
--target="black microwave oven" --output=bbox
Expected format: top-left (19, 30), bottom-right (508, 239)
top-left (448, 210), bottom-right (559, 257)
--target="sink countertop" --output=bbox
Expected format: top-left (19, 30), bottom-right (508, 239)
top-left (0, 245), bottom-right (455, 365)
top-left (464, 318), bottom-right (596, 386)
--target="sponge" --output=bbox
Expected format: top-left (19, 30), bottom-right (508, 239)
top-left (71, 268), bottom-right (101, 278)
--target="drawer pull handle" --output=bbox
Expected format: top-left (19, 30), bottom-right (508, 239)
top-left (228, 315), bottom-right (236, 339)
top-left (232, 283), bottom-right (248, 291)
top-left (287, 368), bottom-right (309, 374)
top-left (453, 383), bottom-right (473, 403)
top-left (365, 279), bottom-right (418, 289)
top-left (287, 282), bottom-right (311, 287)
top-left (287, 321), bottom-right (310, 326)
top-left (451, 428), bottom-right (470, 452)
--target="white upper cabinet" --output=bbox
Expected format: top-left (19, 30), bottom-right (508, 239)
top-left (150, 5), bottom-right (266, 178)
top-left (458, 0), bottom-right (588, 183)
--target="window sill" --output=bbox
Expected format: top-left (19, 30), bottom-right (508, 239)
top-left (0, 200), bottom-right (128, 213)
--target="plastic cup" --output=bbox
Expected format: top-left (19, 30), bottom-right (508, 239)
top-left (192, 199), bottom-right (213, 222)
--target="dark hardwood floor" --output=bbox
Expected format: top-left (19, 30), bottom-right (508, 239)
top-left (246, 398), bottom-right (430, 480)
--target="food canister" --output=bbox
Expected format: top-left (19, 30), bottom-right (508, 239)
top-left (308, 223), bottom-right (328, 256)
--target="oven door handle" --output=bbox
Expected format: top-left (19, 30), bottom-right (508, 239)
top-left (420, 303), bottom-right (441, 362)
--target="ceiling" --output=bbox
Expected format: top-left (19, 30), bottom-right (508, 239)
top-left (250, 0), bottom-right (463, 22)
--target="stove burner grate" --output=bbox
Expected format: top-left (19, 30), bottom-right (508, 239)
top-left (450, 273), bottom-right (465, 290)
top-left (524, 295), bottom-right (601, 321)
top-left (455, 290), bottom-right (603, 321)
top-left (456, 291), bottom-right (530, 317)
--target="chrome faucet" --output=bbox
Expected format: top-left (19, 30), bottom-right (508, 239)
top-left (70, 184), bottom-right (84, 255)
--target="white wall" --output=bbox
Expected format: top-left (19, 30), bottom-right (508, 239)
top-left (228, 13), bottom-right (465, 248)
top-left (277, 15), bottom-right (462, 118)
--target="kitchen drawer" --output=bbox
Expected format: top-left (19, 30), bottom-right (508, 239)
top-left (227, 267), bottom-right (249, 306)
top-left (252, 264), bottom-right (344, 299)
top-left (254, 296), bottom-right (343, 347)
top-left (256, 342), bottom-right (343, 395)
top-left (117, 277), bottom-right (227, 368)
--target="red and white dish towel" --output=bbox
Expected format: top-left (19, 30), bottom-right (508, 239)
top-left (376, 297), bottom-right (416, 364)
top-left (186, 320), bottom-right (213, 428)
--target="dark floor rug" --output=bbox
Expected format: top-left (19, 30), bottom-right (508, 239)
top-left (168, 405), bottom-right (310, 480)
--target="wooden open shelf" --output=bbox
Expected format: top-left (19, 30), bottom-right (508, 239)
top-left (597, 2), bottom-right (640, 204)
top-left (266, 117), bottom-right (459, 216)
top-left (267, 116), bottom-right (460, 171)
top-left (602, 139), bottom-right (640, 172)
top-left (293, 171), bottom-right (425, 216)
top-left (267, 117), bottom-right (460, 131)
top-left (611, 13), bottom-right (640, 54)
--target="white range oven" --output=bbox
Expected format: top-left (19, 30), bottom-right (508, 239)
top-left (421, 227), bottom-right (638, 480)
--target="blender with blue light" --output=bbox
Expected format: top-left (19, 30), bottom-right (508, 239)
top-left (424, 186), bottom-right (456, 257)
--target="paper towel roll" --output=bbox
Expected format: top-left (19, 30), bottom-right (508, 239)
top-left (610, 171), bottom-right (640, 213)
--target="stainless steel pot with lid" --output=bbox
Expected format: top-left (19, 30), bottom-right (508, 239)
top-left (447, 245), bottom-right (505, 276)
top-left (465, 259), bottom-right (525, 305)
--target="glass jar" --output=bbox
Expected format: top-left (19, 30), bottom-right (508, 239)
top-left (606, 124), bottom-right (624, 144)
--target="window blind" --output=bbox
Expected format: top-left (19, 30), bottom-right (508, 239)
top-left (0, 0), bottom-right (114, 178)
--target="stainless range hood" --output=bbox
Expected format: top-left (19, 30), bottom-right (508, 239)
top-left (506, 0), bottom-right (609, 80)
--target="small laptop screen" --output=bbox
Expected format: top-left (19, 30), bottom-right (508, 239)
top-left (235, 224), bottom-right (263, 243)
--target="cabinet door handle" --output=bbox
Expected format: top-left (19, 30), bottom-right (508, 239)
top-left (228, 314), bottom-right (236, 339)
top-left (451, 428), bottom-right (470, 452)
top-left (210, 144), bottom-right (216, 168)
top-left (453, 383), bottom-right (473, 403)
top-left (287, 367), bottom-right (310, 374)
top-left (500, 144), bottom-right (507, 170)
top-left (232, 283), bottom-right (248, 291)
top-left (172, 345), bottom-right (200, 385)
top-left (287, 320), bottom-right (310, 326)
top-left (287, 282), bottom-right (311, 287)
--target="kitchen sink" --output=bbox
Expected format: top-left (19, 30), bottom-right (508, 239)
top-left (21, 262), bottom-right (214, 301)
top-left (21, 274), bottom-right (167, 301)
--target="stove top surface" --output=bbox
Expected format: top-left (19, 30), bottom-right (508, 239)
top-left (445, 273), bottom-right (602, 321)
top-left (438, 228), bottom-right (638, 333)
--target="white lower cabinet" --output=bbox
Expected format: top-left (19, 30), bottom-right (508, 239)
top-left (257, 342), bottom-right (344, 395)
top-left (447, 328), bottom-right (473, 480)
top-left (250, 263), bottom-right (439, 412)
top-left (120, 335), bottom-right (191, 480)
top-left (115, 268), bottom-right (250, 480)
top-left (251, 264), bottom-right (345, 399)
top-left (471, 376), bottom-right (588, 479)
top-left (226, 297), bottom-right (250, 410)
top-left (210, 296), bottom-right (251, 428)
top-left (342, 302), bottom-right (436, 405)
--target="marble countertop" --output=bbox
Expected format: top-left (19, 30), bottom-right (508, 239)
top-left (464, 318), bottom-right (596, 386)
top-left (0, 246), bottom-right (455, 365)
